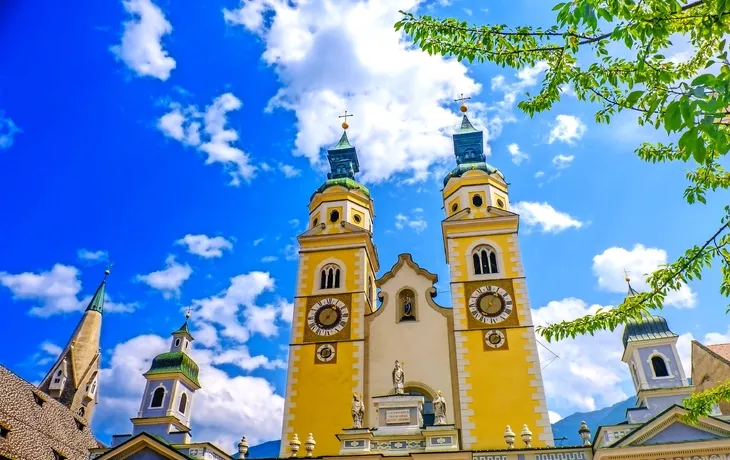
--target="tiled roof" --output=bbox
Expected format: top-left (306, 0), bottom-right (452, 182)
top-left (145, 352), bottom-right (200, 387)
top-left (708, 343), bottom-right (730, 361)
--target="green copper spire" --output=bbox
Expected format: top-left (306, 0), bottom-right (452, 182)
top-left (85, 269), bottom-right (110, 314)
top-left (172, 308), bottom-right (194, 340)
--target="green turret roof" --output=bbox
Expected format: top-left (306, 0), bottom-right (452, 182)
top-left (621, 280), bottom-right (676, 347)
top-left (330, 131), bottom-right (354, 150)
top-left (85, 271), bottom-right (109, 314)
top-left (145, 351), bottom-right (200, 387)
top-left (173, 321), bottom-right (193, 338)
top-left (313, 177), bottom-right (371, 198)
top-left (458, 114), bottom-right (479, 133)
top-left (443, 162), bottom-right (505, 186)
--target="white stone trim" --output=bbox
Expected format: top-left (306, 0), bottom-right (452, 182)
top-left (522, 329), bottom-right (554, 445)
top-left (280, 345), bottom-right (302, 457)
top-left (311, 257), bottom-right (348, 296)
top-left (646, 350), bottom-right (675, 379)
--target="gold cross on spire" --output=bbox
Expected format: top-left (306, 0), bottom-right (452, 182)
top-left (185, 306), bottom-right (193, 320)
top-left (339, 110), bottom-right (353, 130)
top-left (454, 94), bottom-right (471, 113)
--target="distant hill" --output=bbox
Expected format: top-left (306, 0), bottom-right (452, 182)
top-left (552, 396), bottom-right (635, 445)
top-left (246, 398), bottom-right (635, 457)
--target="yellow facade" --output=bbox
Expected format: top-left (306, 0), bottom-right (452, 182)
top-left (442, 171), bottom-right (553, 450)
top-left (282, 117), bottom-right (552, 455)
top-left (280, 184), bottom-right (379, 457)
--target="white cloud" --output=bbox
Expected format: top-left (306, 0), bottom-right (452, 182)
top-left (111, 0), bottom-right (176, 80)
top-left (0, 111), bottom-right (21, 150)
top-left (135, 255), bottom-right (192, 299)
top-left (77, 249), bottom-right (109, 263)
top-left (534, 171), bottom-right (545, 178)
top-left (261, 256), bottom-right (279, 263)
top-left (158, 93), bottom-right (256, 185)
top-left (253, 238), bottom-right (264, 246)
top-left (176, 234), bottom-right (233, 259)
top-left (190, 271), bottom-right (279, 343)
top-left (278, 163), bottom-right (301, 178)
top-left (548, 411), bottom-right (562, 423)
top-left (223, 0), bottom-right (486, 183)
top-left (552, 154), bottom-right (574, 170)
top-left (592, 244), bottom-right (697, 308)
top-left (0, 264), bottom-right (135, 316)
top-left (676, 332), bottom-right (694, 377)
top-left (488, 62), bottom-right (548, 137)
top-left (548, 115), bottom-right (586, 145)
top-left (31, 341), bottom-right (63, 367)
top-left (95, 334), bottom-right (284, 450)
top-left (507, 143), bottom-right (528, 165)
top-left (288, 219), bottom-right (300, 228)
top-left (284, 240), bottom-right (298, 261)
top-left (534, 298), bottom-right (629, 412)
top-left (395, 212), bottom-right (427, 233)
top-left (511, 201), bottom-right (584, 233)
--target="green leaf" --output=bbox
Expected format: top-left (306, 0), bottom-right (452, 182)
top-left (625, 90), bottom-right (644, 106)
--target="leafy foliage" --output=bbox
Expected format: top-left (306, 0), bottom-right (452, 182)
top-left (396, 0), bottom-right (730, 420)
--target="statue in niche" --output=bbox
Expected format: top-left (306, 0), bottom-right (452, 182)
top-left (392, 360), bottom-right (405, 395)
top-left (351, 393), bottom-right (365, 428)
top-left (433, 391), bottom-right (447, 425)
top-left (400, 290), bottom-right (416, 322)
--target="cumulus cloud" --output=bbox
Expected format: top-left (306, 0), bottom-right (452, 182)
top-left (507, 143), bottom-right (528, 165)
top-left (30, 341), bottom-right (63, 367)
top-left (0, 111), bottom-right (21, 150)
top-left (158, 93), bottom-right (256, 185)
top-left (223, 0), bottom-right (486, 183)
top-left (0, 264), bottom-right (136, 316)
top-left (548, 411), bottom-right (563, 423)
top-left (534, 298), bottom-right (629, 412)
top-left (176, 234), bottom-right (233, 259)
top-left (110, 0), bottom-right (176, 80)
top-left (261, 256), bottom-right (279, 263)
top-left (548, 115), bottom-right (586, 145)
top-left (592, 244), bottom-right (697, 308)
top-left (279, 163), bottom-right (301, 178)
top-left (395, 213), bottom-right (427, 233)
top-left (135, 255), bottom-right (192, 298)
top-left (95, 334), bottom-right (284, 450)
top-left (511, 201), bottom-right (584, 233)
top-left (488, 61), bottom-right (549, 136)
top-left (552, 154), bottom-right (574, 170)
top-left (190, 271), bottom-right (291, 344)
top-left (77, 249), bottom-right (109, 263)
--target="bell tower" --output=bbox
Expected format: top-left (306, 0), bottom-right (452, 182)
top-left (280, 114), bottom-right (380, 456)
top-left (441, 100), bottom-right (553, 449)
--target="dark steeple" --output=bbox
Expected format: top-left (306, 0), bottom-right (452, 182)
top-left (327, 130), bottom-right (360, 180)
top-left (85, 269), bottom-right (109, 314)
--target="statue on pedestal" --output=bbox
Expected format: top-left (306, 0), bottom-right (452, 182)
top-left (351, 393), bottom-right (365, 428)
top-left (392, 360), bottom-right (405, 395)
top-left (433, 390), bottom-right (447, 425)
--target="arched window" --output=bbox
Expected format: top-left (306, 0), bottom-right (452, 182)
top-left (77, 407), bottom-right (85, 417)
top-left (179, 393), bottom-right (188, 414)
top-left (472, 245), bottom-right (499, 275)
top-left (320, 264), bottom-right (341, 289)
top-left (150, 387), bottom-right (165, 408)
top-left (651, 355), bottom-right (669, 377)
top-left (405, 389), bottom-right (434, 426)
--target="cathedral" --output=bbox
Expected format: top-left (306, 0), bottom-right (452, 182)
top-left (4, 104), bottom-right (730, 460)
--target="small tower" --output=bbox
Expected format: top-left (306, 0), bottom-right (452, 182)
top-left (38, 268), bottom-right (109, 422)
top-left (131, 312), bottom-right (200, 444)
top-left (621, 274), bottom-right (692, 422)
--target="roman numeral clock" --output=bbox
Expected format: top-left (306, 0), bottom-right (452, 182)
top-left (465, 281), bottom-right (519, 351)
top-left (304, 295), bottom-right (352, 365)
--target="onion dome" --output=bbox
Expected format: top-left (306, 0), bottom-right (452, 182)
top-left (144, 351), bottom-right (200, 387)
top-left (444, 103), bottom-right (503, 185)
top-left (621, 275), bottom-right (677, 347)
top-left (315, 115), bottom-right (370, 198)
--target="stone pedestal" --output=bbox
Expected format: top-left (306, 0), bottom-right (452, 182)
top-left (337, 429), bottom-right (373, 455)
top-left (372, 395), bottom-right (424, 435)
top-left (423, 425), bottom-right (458, 452)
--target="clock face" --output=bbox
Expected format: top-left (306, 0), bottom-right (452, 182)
top-left (316, 344), bottom-right (336, 363)
top-left (307, 298), bottom-right (349, 336)
top-left (468, 285), bottom-right (513, 324)
top-left (484, 330), bottom-right (506, 348)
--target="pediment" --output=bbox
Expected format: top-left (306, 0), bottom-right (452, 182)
top-left (95, 433), bottom-right (192, 460)
top-left (614, 406), bottom-right (730, 448)
top-left (376, 254), bottom-right (438, 286)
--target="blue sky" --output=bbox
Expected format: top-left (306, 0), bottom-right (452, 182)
top-left (0, 0), bottom-right (727, 453)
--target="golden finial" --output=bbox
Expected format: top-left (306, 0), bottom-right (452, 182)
top-left (339, 110), bottom-right (353, 130)
top-left (185, 306), bottom-right (192, 320)
top-left (105, 262), bottom-right (114, 278)
top-left (624, 269), bottom-right (630, 283)
top-left (455, 93), bottom-right (471, 113)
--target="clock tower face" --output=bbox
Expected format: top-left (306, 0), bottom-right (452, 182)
top-left (307, 298), bottom-right (349, 337)
top-left (468, 285), bottom-right (513, 324)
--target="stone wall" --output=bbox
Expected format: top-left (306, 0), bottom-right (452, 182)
top-left (691, 341), bottom-right (730, 414)
top-left (0, 365), bottom-right (100, 460)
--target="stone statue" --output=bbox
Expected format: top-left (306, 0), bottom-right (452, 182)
top-left (392, 360), bottom-right (405, 395)
top-left (403, 295), bottom-right (412, 317)
top-left (433, 390), bottom-right (447, 425)
top-left (351, 393), bottom-right (365, 428)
